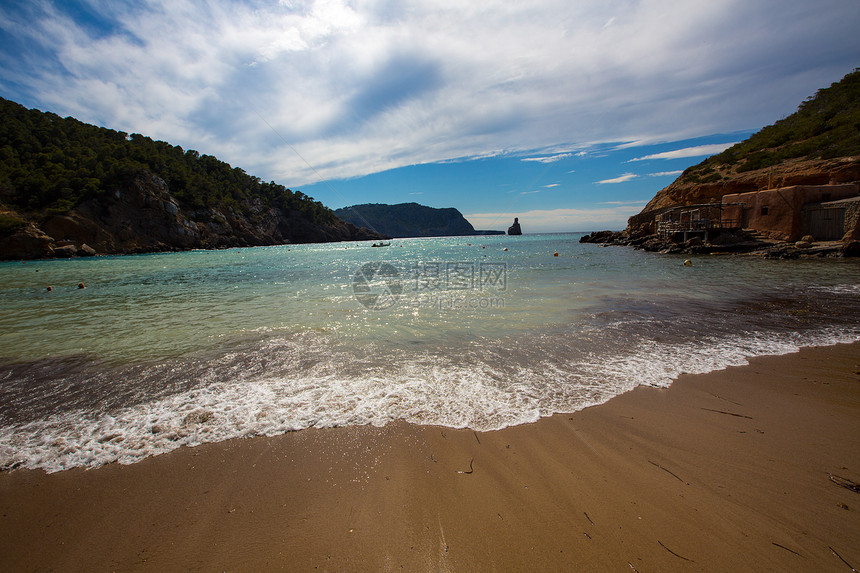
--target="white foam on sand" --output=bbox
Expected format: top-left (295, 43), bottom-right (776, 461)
top-left (2, 324), bottom-right (857, 473)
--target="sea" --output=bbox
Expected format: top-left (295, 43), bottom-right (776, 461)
top-left (1, 233), bottom-right (859, 473)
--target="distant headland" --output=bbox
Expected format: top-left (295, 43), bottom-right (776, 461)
top-left (334, 202), bottom-right (503, 238)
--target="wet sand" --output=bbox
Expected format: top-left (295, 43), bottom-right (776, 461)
top-left (1, 342), bottom-right (858, 572)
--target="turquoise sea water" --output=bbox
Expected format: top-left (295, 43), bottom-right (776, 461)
top-left (1, 233), bottom-right (859, 472)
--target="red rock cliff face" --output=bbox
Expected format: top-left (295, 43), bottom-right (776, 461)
top-left (641, 157), bottom-right (860, 213)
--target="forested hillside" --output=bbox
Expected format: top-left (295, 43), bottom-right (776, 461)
top-left (0, 98), bottom-right (382, 258)
top-left (0, 97), bottom-right (331, 223)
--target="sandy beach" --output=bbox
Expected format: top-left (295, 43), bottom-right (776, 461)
top-left (1, 342), bottom-right (858, 572)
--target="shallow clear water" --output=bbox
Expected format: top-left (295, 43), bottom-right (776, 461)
top-left (1, 234), bottom-right (859, 472)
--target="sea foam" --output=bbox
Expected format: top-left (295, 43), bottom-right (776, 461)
top-left (2, 325), bottom-right (857, 473)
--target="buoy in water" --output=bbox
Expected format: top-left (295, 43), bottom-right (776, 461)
top-left (46, 286), bottom-right (52, 291)
top-left (684, 259), bottom-right (692, 266)
top-left (77, 282), bottom-right (85, 289)
top-left (553, 252), bottom-right (559, 257)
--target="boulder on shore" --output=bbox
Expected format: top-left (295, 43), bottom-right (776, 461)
top-left (0, 225), bottom-right (54, 259)
top-left (841, 240), bottom-right (860, 257)
top-left (78, 244), bottom-right (97, 256)
top-left (52, 244), bottom-right (78, 258)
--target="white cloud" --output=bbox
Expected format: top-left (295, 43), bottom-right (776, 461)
top-left (252, 29), bottom-right (309, 64)
top-left (521, 153), bottom-right (574, 163)
top-left (648, 170), bottom-right (683, 177)
top-left (629, 143), bottom-right (738, 162)
top-left (2, 0), bottom-right (858, 187)
top-left (544, 183), bottom-right (560, 188)
top-left (520, 190), bottom-right (541, 195)
top-left (596, 173), bottom-right (638, 184)
top-left (466, 205), bottom-right (641, 233)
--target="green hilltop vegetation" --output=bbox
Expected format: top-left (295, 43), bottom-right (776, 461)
top-left (681, 68), bottom-right (860, 184)
top-left (0, 97), bottom-right (335, 231)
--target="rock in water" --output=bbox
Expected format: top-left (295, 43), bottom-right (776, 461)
top-left (508, 217), bottom-right (522, 235)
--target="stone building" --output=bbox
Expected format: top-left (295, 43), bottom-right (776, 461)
top-left (720, 184), bottom-right (859, 241)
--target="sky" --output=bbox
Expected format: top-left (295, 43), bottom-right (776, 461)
top-left (0, 1), bottom-right (858, 232)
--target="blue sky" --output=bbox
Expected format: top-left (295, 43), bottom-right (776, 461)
top-left (1, 1), bottom-right (858, 232)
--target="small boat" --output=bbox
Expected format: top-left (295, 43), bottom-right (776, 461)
top-left (371, 242), bottom-right (391, 247)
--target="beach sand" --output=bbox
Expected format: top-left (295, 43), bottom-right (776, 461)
top-left (1, 342), bottom-right (858, 572)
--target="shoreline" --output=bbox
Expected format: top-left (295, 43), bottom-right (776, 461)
top-left (1, 342), bottom-right (859, 571)
top-left (580, 228), bottom-right (860, 259)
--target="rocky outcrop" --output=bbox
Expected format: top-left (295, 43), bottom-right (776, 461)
top-left (641, 157), bottom-right (860, 214)
top-left (0, 224), bottom-right (54, 259)
top-left (617, 71), bottom-right (860, 259)
top-left (334, 203), bottom-right (476, 238)
top-left (626, 158), bottom-right (860, 242)
top-left (0, 171), bottom-right (385, 260)
top-left (580, 228), bottom-right (860, 258)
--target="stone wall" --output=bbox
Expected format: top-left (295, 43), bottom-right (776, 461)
top-left (721, 184), bottom-right (859, 241)
top-left (845, 200), bottom-right (860, 240)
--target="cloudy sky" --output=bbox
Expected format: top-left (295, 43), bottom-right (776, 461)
top-left (1, 1), bottom-right (858, 232)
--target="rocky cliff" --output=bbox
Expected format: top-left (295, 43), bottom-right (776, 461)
top-left (631, 69), bottom-right (860, 229)
top-left (0, 171), bottom-right (383, 259)
top-left (640, 157), bottom-right (860, 214)
top-left (334, 203), bottom-right (477, 238)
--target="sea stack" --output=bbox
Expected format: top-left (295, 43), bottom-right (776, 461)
top-left (508, 217), bottom-right (522, 235)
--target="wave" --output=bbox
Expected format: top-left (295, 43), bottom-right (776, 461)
top-left (2, 324), bottom-right (857, 473)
